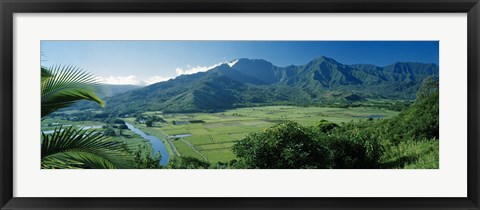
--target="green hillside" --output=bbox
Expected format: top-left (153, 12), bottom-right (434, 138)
top-left (103, 56), bottom-right (439, 114)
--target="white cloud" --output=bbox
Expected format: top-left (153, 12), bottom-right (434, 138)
top-left (175, 62), bottom-right (223, 75)
top-left (144, 75), bottom-right (172, 85)
top-left (174, 60), bottom-right (239, 76)
top-left (97, 75), bottom-right (143, 85)
top-left (97, 60), bottom-right (239, 86)
top-left (97, 75), bottom-right (172, 86)
top-left (227, 59), bottom-right (238, 67)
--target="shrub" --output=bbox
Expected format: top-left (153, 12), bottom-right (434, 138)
top-left (314, 119), bottom-right (339, 133)
top-left (321, 127), bottom-right (383, 169)
top-left (233, 120), bottom-right (384, 169)
top-left (233, 121), bottom-right (330, 169)
top-left (103, 127), bottom-right (116, 136)
top-left (167, 156), bottom-right (210, 169)
top-left (114, 119), bottom-right (126, 124)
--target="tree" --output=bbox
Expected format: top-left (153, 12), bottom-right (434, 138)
top-left (103, 127), bottom-right (116, 136)
top-left (232, 120), bottom-right (384, 169)
top-left (118, 124), bottom-right (128, 130)
top-left (314, 119), bottom-right (339, 133)
top-left (132, 145), bottom-right (162, 169)
top-left (166, 157), bottom-right (210, 169)
top-left (114, 119), bottom-right (126, 125)
top-left (145, 119), bottom-right (154, 127)
top-left (316, 122), bottom-right (383, 169)
top-left (232, 121), bottom-right (330, 169)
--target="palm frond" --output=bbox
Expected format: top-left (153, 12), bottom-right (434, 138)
top-left (41, 67), bottom-right (53, 90)
top-left (41, 65), bottom-right (105, 118)
top-left (41, 126), bottom-right (134, 169)
top-left (41, 66), bottom-right (52, 80)
top-left (42, 151), bottom-right (119, 169)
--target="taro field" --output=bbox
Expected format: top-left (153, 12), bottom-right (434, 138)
top-left (128, 105), bottom-right (399, 164)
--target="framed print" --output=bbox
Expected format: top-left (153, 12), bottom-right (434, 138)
top-left (1, 0), bottom-right (479, 209)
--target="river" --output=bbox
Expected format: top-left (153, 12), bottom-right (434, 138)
top-left (125, 123), bottom-right (170, 166)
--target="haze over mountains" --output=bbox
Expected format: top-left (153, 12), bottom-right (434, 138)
top-left (98, 84), bottom-right (142, 97)
top-left (104, 56), bottom-right (439, 113)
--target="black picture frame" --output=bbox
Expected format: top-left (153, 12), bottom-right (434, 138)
top-left (1, 0), bottom-right (479, 209)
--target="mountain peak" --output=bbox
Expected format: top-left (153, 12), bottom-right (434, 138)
top-left (106, 56), bottom-right (439, 113)
top-left (227, 58), bottom-right (278, 84)
top-left (232, 58), bottom-right (275, 71)
top-left (307, 56), bottom-right (343, 65)
top-left (226, 59), bottom-right (238, 67)
top-left (214, 63), bottom-right (233, 71)
top-left (235, 58), bottom-right (272, 65)
top-left (309, 56), bottom-right (341, 65)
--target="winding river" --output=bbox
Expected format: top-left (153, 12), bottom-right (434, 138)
top-left (125, 123), bottom-right (170, 166)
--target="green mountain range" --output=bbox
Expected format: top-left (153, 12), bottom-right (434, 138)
top-left (105, 56), bottom-right (439, 114)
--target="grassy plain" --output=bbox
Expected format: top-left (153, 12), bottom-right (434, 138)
top-left (135, 105), bottom-right (399, 163)
top-left (41, 118), bottom-right (104, 130)
top-left (111, 129), bottom-right (155, 155)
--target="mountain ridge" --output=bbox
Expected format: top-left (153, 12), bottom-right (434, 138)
top-left (104, 56), bottom-right (439, 114)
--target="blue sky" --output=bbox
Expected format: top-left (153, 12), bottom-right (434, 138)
top-left (41, 41), bottom-right (439, 85)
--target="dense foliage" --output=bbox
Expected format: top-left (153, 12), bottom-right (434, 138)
top-left (166, 157), bottom-right (211, 169)
top-left (231, 78), bottom-right (439, 169)
top-left (232, 121), bottom-right (331, 169)
top-left (231, 121), bottom-right (382, 169)
top-left (132, 145), bottom-right (162, 169)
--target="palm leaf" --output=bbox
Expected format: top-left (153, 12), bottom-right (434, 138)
top-left (41, 67), bottom-right (53, 92)
top-left (41, 65), bottom-right (105, 118)
top-left (41, 66), bottom-right (52, 80)
top-left (41, 126), bottom-right (134, 169)
top-left (42, 152), bottom-right (118, 169)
